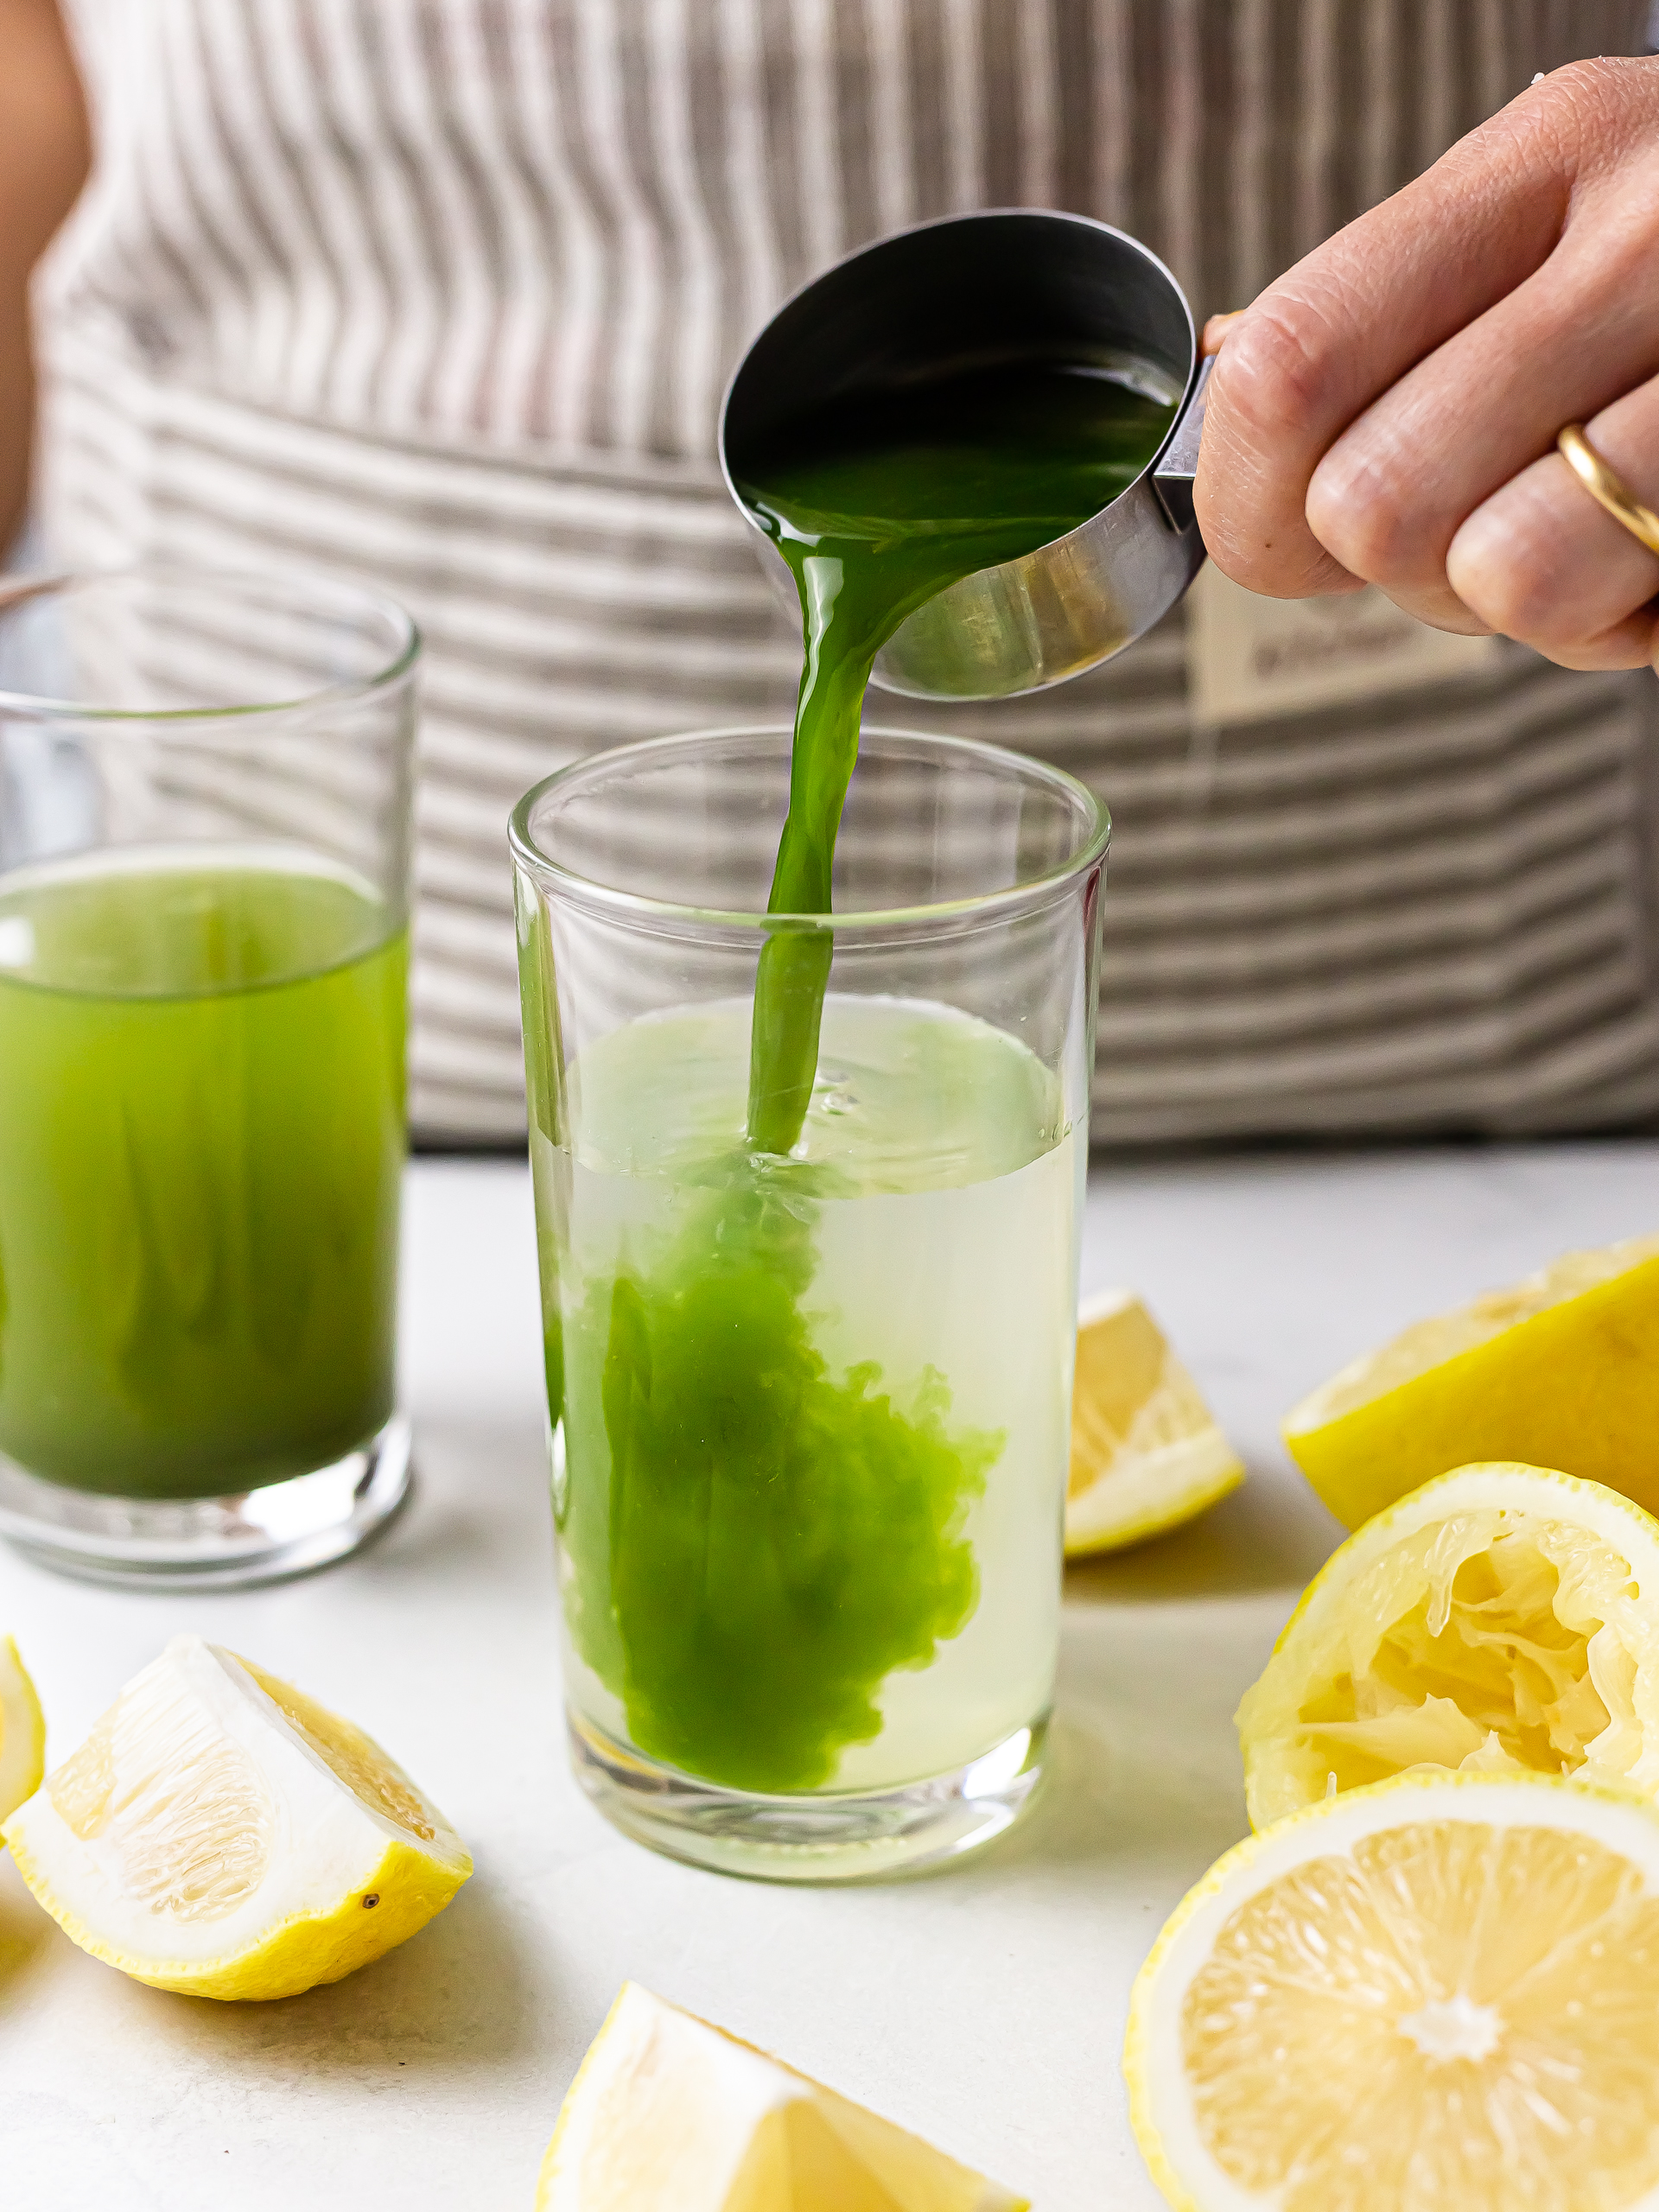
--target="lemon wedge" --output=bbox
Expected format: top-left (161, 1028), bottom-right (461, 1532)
top-left (1065, 1289), bottom-right (1243, 1556)
top-left (1236, 1461), bottom-right (1659, 1831)
top-left (537, 1982), bottom-right (1027, 2212)
top-left (1284, 1230), bottom-right (1659, 1528)
top-left (1126, 1769), bottom-right (1659, 2212)
top-left (1, 1633), bottom-right (471, 2000)
top-left (0, 1635), bottom-right (45, 1824)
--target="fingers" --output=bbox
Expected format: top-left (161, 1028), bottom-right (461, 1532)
top-left (1201, 311), bottom-right (1245, 358)
top-left (1196, 309), bottom-right (1365, 599)
top-left (1306, 136), bottom-right (1659, 629)
top-left (1195, 70), bottom-right (1575, 600)
top-left (1445, 378), bottom-right (1659, 671)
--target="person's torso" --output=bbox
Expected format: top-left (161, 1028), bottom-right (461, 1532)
top-left (35, 0), bottom-right (1659, 1147)
top-left (49, 0), bottom-right (1645, 465)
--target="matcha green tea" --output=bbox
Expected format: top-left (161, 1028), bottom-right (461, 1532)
top-left (531, 356), bottom-right (1154, 1797)
top-left (0, 847), bottom-right (406, 1497)
top-left (738, 359), bottom-right (1173, 1153)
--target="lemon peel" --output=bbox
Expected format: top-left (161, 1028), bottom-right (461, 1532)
top-left (1283, 1231), bottom-right (1659, 1527)
top-left (0, 1635), bottom-right (45, 1826)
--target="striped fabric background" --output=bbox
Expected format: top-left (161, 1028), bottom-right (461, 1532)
top-left (34, 0), bottom-right (1659, 1142)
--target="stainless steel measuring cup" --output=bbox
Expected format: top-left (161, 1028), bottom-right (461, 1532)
top-left (719, 208), bottom-right (1211, 702)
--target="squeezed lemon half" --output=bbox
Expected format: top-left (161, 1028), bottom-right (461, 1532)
top-left (2, 1633), bottom-right (471, 1999)
top-left (537, 1982), bottom-right (1028, 2212)
top-left (1283, 1231), bottom-right (1659, 1528)
top-left (1236, 1462), bottom-right (1659, 1832)
top-left (0, 1635), bottom-right (45, 1825)
top-left (1126, 1770), bottom-right (1659, 2212)
top-left (1065, 1290), bottom-right (1243, 1556)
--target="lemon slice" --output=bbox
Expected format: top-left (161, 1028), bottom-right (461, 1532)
top-left (0, 1635), bottom-right (45, 1824)
top-left (1065, 1289), bottom-right (1244, 1556)
top-left (537, 1982), bottom-right (1028, 2212)
top-left (1126, 1769), bottom-right (1659, 2212)
top-left (1284, 1230), bottom-right (1659, 1529)
top-left (1, 1633), bottom-right (471, 2000)
top-left (1236, 1460), bottom-right (1659, 1831)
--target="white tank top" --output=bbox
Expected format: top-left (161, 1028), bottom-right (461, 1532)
top-left (35, 0), bottom-right (1659, 1142)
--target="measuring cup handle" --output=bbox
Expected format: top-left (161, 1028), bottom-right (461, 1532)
top-left (1152, 354), bottom-right (1215, 534)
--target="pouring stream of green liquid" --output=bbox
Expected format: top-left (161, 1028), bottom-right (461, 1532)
top-left (738, 358), bottom-right (1176, 1154)
top-left (555, 359), bottom-right (1173, 1793)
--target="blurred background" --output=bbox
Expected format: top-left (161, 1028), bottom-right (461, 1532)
top-left (4, 0), bottom-right (1655, 1150)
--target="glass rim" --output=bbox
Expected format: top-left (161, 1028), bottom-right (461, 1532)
top-left (508, 722), bottom-right (1110, 934)
top-left (0, 563), bottom-right (422, 724)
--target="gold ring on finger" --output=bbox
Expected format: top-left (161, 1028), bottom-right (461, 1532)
top-left (1557, 423), bottom-right (1659, 560)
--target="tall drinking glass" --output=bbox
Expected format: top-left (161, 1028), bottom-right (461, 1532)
top-left (0, 569), bottom-right (418, 1588)
top-left (511, 725), bottom-right (1106, 1880)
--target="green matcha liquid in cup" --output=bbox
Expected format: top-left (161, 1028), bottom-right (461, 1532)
top-left (512, 726), bottom-right (1107, 1880)
top-left (739, 359), bottom-right (1171, 1155)
top-left (0, 568), bottom-right (418, 1589)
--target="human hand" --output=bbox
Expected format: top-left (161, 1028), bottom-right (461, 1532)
top-left (1194, 57), bottom-right (1659, 671)
top-left (0, 0), bottom-right (89, 548)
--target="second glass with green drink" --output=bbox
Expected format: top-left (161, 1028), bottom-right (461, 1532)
top-left (0, 568), bottom-right (417, 1588)
top-left (512, 725), bottom-right (1106, 1878)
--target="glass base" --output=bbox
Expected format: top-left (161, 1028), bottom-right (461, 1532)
top-left (0, 1416), bottom-right (413, 1592)
top-left (568, 1707), bottom-right (1048, 1883)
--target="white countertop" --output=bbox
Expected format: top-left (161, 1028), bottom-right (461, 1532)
top-left (3, 1140), bottom-right (1654, 2210)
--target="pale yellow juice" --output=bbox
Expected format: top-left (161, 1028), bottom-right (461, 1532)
top-left (533, 992), bottom-right (1081, 1795)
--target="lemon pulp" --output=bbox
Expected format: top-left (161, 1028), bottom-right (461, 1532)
top-left (1236, 1467), bottom-right (1659, 1830)
top-left (1185, 1815), bottom-right (1659, 2209)
top-left (1286, 1512), bottom-right (1628, 1788)
top-left (538, 1981), bottom-right (1028, 2212)
top-left (1065, 1290), bottom-right (1243, 1555)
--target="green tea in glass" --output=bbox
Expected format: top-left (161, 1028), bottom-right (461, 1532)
top-left (0, 568), bottom-right (418, 1587)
